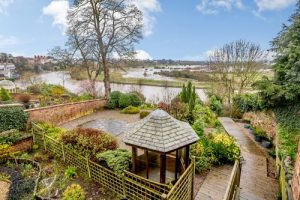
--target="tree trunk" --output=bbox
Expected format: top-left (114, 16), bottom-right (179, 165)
top-left (102, 58), bottom-right (111, 98)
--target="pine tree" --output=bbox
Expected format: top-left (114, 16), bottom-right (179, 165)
top-left (181, 84), bottom-right (188, 103)
top-left (187, 81), bottom-right (193, 100)
top-left (270, 1), bottom-right (300, 104)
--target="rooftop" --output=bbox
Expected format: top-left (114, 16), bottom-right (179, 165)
top-left (123, 109), bottom-right (199, 153)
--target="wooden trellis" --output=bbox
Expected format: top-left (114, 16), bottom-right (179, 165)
top-left (32, 122), bottom-right (195, 200)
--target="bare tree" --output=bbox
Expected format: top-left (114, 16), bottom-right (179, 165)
top-left (48, 46), bottom-right (74, 70)
top-left (67, 0), bottom-right (143, 98)
top-left (209, 40), bottom-right (265, 105)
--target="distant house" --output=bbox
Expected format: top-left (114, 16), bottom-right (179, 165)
top-left (0, 80), bottom-right (17, 93)
top-left (0, 63), bottom-right (16, 79)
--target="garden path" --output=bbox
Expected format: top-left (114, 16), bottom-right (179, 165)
top-left (0, 181), bottom-right (9, 200)
top-left (60, 110), bottom-right (140, 150)
top-left (219, 117), bottom-right (278, 200)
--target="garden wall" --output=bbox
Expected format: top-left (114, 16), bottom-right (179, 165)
top-left (292, 141), bottom-right (300, 200)
top-left (25, 99), bottom-right (106, 125)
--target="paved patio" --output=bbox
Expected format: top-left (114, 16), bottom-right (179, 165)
top-left (219, 117), bottom-right (279, 200)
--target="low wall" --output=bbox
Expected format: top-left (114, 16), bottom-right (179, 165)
top-left (25, 99), bottom-right (106, 125)
top-left (292, 141), bottom-right (300, 200)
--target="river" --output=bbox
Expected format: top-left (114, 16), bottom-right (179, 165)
top-left (16, 71), bottom-right (207, 103)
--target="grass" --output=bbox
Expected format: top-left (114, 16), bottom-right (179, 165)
top-left (70, 68), bottom-right (211, 89)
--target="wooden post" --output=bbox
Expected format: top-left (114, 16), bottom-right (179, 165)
top-left (175, 150), bottom-right (179, 181)
top-left (86, 156), bottom-right (91, 178)
top-left (185, 146), bottom-right (190, 167)
top-left (145, 150), bottom-right (149, 179)
top-left (62, 143), bottom-right (65, 162)
top-left (160, 154), bottom-right (166, 184)
top-left (191, 156), bottom-right (196, 200)
top-left (132, 147), bottom-right (137, 173)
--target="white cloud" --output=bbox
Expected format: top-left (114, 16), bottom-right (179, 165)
top-left (196, 0), bottom-right (244, 15)
top-left (0, 35), bottom-right (18, 48)
top-left (254, 0), bottom-right (297, 11)
top-left (0, 0), bottom-right (14, 14)
top-left (43, 0), bottom-right (69, 34)
top-left (135, 50), bottom-right (152, 60)
top-left (131, 0), bottom-right (161, 36)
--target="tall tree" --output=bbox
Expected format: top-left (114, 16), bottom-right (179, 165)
top-left (68, 0), bottom-right (143, 98)
top-left (270, 1), bottom-right (300, 104)
top-left (209, 40), bottom-right (265, 106)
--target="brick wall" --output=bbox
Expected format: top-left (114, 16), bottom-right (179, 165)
top-left (25, 99), bottom-right (106, 125)
top-left (292, 141), bottom-right (300, 200)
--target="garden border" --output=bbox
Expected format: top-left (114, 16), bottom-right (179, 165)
top-left (32, 122), bottom-right (195, 200)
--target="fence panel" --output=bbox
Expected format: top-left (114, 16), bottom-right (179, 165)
top-left (89, 160), bottom-right (124, 196)
top-left (124, 171), bottom-right (170, 200)
top-left (166, 160), bottom-right (195, 200)
top-left (223, 160), bottom-right (241, 200)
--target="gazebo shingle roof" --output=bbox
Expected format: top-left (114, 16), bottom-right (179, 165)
top-left (123, 109), bottom-right (199, 153)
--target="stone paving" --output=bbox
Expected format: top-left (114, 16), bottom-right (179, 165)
top-left (219, 117), bottom-right (279, 200)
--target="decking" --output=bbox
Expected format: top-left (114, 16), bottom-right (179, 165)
top-left (219, 117), bottom-right (278, 200)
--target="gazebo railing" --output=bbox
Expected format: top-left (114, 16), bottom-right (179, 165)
top-left (32, 122), bottom-right (196, 200)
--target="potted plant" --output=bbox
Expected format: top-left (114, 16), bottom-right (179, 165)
top-left (262, 139), bottom-right (272, 148)
top-left (254, 127), bottom-right (266, 142)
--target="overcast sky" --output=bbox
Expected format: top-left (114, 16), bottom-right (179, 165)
top-left (0, 0), bottom-right (297, 60)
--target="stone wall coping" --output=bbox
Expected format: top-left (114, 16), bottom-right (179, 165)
top-left (0, 103), bottom-right (23, 108)
top-left (24, 98), bottom-right (106, 112)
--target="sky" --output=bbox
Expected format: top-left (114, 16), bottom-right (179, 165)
top-left (0, 0), bottom-right (297, 60)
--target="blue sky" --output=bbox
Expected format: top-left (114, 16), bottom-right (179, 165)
top-left (0, 0), bottom-right (297, 60)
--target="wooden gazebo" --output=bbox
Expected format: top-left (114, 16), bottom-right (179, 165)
top-left (123, 109), bottom-right (199, 183)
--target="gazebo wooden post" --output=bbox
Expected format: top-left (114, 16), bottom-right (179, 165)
top-left (132, 147), bottom-right (137, 173)
top-left (145, 150), bottom-right (149, 179)
top-left (185, 146), bottom-right (190, 167)
top-left (160, 154), bottom-right (166, 184)
top-left (175, 150), bottom-right (179, 181)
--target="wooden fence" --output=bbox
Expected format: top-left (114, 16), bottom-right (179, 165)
top-left (223, 160), bottom-right (241, 200)
top-left (32, 123), bottom-right (195, 200)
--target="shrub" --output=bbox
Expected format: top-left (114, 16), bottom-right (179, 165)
top-left (119, 93), bottom-right (132, 108)
top-left (254, 126), bottom-right (269, 140)
top-left (0, 129), bottom-right (22, 145)
top-left (107, 91), bottom-right (122, 109)
top-left (129, 93), bottom-right (142, 107)
top-left (121, 106), bottom-right (140, 114)
top-left (233, 93), bottom-right (263, 114)
top-left (96, 149), bottom-right (132, 174)
top-left (64, 166), bottom-right (77, 179)
top-left (158, 102), bottom-right (169, 112)
top-left (195, 156), bottom-right (212, 172)
top-left (0, 144), bottom-right (11, 158)
top-left (191, 132), bottom-right (240, 172)
top-left (0, 88), bottom-right (11, 101)
top-left (212, 132), bottom-right (240, 163)
top-left (192, 118), bottom-right (205, 137)
top-left (209, 95), bottom-right (223, 116)
top-left (60, 128), bottom-right (118, 158)
top-left (192, 104), bottom-right (220, 128)
top-left (140, 110), bottom-right (150, 119)
top-left (15, 94), bottom-right (31, 104)
top-left (27, 84), bottom-right (41, 95)
top-left (0, 107), bottom-right (28, 132)
top-left (37, 122), bottom-right (65, 139)
top-left (62, 184), bottom-right (86, 200)
top-left (130, 91), bottom-right (146, 102)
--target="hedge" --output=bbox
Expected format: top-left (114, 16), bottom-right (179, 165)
top-left (0, 107), bottom-right (28, 132)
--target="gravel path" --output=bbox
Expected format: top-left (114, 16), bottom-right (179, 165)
top-left (0, 181), bottom-right (10, 200)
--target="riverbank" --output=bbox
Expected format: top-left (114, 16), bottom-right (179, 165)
top-left (70, 68), bottom-right (211, 89)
